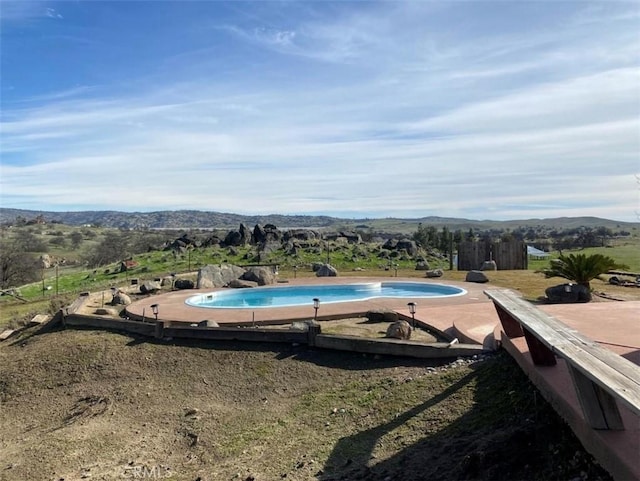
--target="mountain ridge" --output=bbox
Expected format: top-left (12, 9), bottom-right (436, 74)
top-left (0, 208), bottom-right (637, 232)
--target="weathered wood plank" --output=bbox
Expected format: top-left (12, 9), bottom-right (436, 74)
top-left (568, 364), bottom-right (624, 430)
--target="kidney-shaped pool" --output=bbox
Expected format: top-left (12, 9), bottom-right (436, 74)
top-left (186, 281), bottom-right (467, 309)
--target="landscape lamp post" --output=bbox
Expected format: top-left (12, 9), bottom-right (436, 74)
top-left (407, 302), bottom-right (417, 330)
top-left (293, 265), bottom-right (298, 279)
top-left (313, 298), bottom-right (320, 321)
top-left (150, 304), bottom-right (159, 321)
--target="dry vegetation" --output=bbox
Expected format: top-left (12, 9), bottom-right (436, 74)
top-left (0, 325), bottom-right (612, 481)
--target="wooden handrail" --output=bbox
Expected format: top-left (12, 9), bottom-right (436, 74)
top-left (485, 288), bottom-right (640, 430)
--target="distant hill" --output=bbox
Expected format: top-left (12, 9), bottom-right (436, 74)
top-left (0, 208), bottom-right (637, 233)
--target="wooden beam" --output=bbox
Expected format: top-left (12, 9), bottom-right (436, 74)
top-left (568, 364), bottom-right (624, 430)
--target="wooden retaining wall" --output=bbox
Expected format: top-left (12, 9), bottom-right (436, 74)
top-left (61, 311), bottom-right (485, 360)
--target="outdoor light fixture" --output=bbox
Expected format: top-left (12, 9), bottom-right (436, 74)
top-left (313, 298), bottom-right (320, 320)
top-left (293, 265), bottom-right (298, 279)
top-left (150, 304), bottom-right (159, 321)
top-left (407, 302), bottom-right (417, 330)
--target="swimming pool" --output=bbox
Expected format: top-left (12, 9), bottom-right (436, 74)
top-left (186, 282), bottom-right (466, 309)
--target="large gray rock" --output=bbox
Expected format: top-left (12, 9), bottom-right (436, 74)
top-left (198, 320), bottom-right (220, 327)
top-left (316, 264), bottom-right (338, 277)
top-left (386, 320), bottom-right (412, 340)
top-left (366, 310), bottom-right (399, 323)
top-left (197, 264), bottom-right (246, 289)
top-left (382, 238), bottom-right (398, 250)
top-left (283, 229), bottom-right (320, 242)
top-left (480, 260), bottom-right (497, 271)
top-left (111, 290), bottom-right (132, 305)
top-left (465, 270), bottom-right (489, 283)
top-left (241, 266), bottom-right (276, 286)
top-left (239, 223), bottom-right (251, 245)
top-left (174, 279), bottom-right (195, 290)
top-left (545, 283), bottom-right (591, 303)
top-left (140, 281), bottom-right (162, 294)
top-left (415, 260), bottom-right (430, 270)
top-left (425, 269), bottom-right (443, 278)
top-left (396, 239), bottom-right (418, 256)
top-left (227, 279), bottom-right (258, 288)
top-left (223, 230), bottom-right (243, 247)
top-left (40, 254), bottom-right (52, 269)
top-left (258, 240), bottom-right (281, 255)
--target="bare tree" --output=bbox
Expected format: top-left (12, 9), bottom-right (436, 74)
top-left (0, 240), bottom-right (39, 289)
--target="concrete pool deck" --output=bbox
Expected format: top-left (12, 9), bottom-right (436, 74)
top-left (125, 277), bottom-right (494, 337)
top-left (124, 277), bottom-right (639, 358)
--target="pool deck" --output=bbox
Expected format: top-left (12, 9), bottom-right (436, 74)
top-left (125, 277), bottom-right (492, 331)
top-left (124, 277), bottom-right (640, 480)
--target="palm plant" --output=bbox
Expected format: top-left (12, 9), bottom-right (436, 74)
top-left (540, 253), bottom-right (628, 290)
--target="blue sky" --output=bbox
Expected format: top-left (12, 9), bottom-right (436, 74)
top-left (1, 1), bottom-right (639, 221)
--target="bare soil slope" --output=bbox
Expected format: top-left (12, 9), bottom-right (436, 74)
top-left (0, 327), bottom-right (611, 481)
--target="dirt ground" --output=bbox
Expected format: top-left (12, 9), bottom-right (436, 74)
top-left (0, 325), bottom-right (612, 481)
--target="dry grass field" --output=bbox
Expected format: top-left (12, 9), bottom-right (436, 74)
top-left (0, 323), bottom-right (613, 481)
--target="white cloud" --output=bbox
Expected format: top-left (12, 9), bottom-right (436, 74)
top-left (45, 7), bottom-right (62, 19)
top-left (1, 1), bottom-right (639, 221)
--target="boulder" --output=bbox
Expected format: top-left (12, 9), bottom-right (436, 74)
top-left (291, 320), bottom-right (319, 331)
top-left (241, 266), bottom-right (276, 286)
top-left (366, 310), bottom-right (399, 323)
top-left (196, 264), bottom-right (246, 289)
top-left (239, 223), bottom-right (251, 245)
top-left (140, 281), bottom-right (162, 294)
top-left (40, 254), bottom-right (52, 269)
top-left (253, 224), bottom-right (267, 244)
top-left (545, 283), bottom-right (591, 303)
top-left (311, 262), bottom-right (324, 272)
top-left (258, 240), bottom-right (281, 255)
top-left (223, 230), bottom-right (244, 247)
top-left (94, 307), bottom-right (118, 316)
top-left (174, 279), bottom-right (195, 290)
top-left (228, 279), bottom-right (258, 288)
top-left (382, 238), bottom-right (399, 250)
top-left (415, 260), bottom-right (430, 270)
top-left (465, 270), bottom-right (489, 283)
top-left (202, 235), bottom-right (222, 247)
top-left (480, 260), bottom-right (497, 271)
top-left (386, 320), bottom-right (412, 340)
top-left (316, 264), bottom-right (338, 277)
top-left (198, 320), bottom-right (220, 327)
top-left (111, 291), bottom-right (132, 305)
top-left (396, 239), bottom-right (418, 256)
top-left (425, 269), bottom-right (443, 278)
top-left (283, 229), bottom-right (320, 242)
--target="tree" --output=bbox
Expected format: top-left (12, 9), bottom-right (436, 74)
top-left (85, 232), bottom-right (130, 267)
top-left (13, 228), bottom-right (47, 252)
top-left (539, 253), bottom-right (627, 292)
top-left (0, 240), bottom-right (39, 288)
top-left (70, 231), bottom-right (84, 248)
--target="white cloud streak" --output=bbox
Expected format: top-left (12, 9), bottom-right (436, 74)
top-left (1, 1), bottom-right (639, 221)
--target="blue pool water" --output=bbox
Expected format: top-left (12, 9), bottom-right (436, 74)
top-left (186, 282), bottom-right (466, 309)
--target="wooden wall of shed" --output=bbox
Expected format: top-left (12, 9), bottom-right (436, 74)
top-left (458, 240), bottom-right (528, 270)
